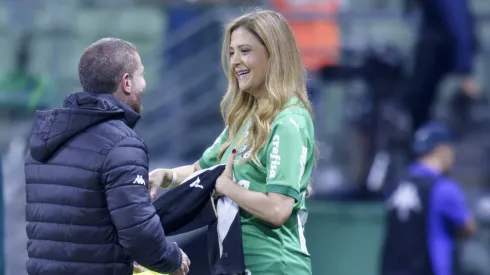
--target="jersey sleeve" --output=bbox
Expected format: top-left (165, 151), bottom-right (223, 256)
top-left (199, 127), bottom-right (229, 169)
top-left (437, 181), bottom-right (471, 227)
top-left (265, 115), bottom-right (311, 201)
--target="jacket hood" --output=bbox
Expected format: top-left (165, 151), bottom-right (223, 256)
top-left (29, 92), bottom-right (140, 162)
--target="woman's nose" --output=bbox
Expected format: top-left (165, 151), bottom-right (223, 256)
top-left (230, 53), bottom-right (241, 66)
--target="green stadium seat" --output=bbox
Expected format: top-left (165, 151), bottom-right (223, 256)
top-left (0, 4), bottom-right (9, 31)
top-left (75, 9), bottom-right (107, 42)
top-left (29, 36), bottom-right (53, 77)
top-left (0, 34), bottom-right (15, 77)
top-left (114, 8), bottom-right (165, 40)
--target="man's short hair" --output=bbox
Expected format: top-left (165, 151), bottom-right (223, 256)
top-left (78, 38), bottom-right (138, 94)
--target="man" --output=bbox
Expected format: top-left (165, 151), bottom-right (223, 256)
top-left (381, 121), bottom-right (476, 275)
top-left (402, 0), bottom-right (480, 133)
top-left (24, 38), bottom-right (190, 275)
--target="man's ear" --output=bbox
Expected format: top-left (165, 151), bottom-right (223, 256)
top-left (120, 73), bottom-right (131, 95)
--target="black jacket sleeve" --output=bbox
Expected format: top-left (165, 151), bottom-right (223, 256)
top-left (102, 136), bottom-right (181, 273)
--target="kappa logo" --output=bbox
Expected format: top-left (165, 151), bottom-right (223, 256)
top-left (190, 177), bottom-right (203, 189)
top-left (133, 175), bottom-right (146, 186)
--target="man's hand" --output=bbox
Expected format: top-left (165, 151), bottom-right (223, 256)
top-left (460, 75), bottom-right (480, 98)
top-left (133, 263), bottom-right (146, 273)
top-left (148, 168), bottom-right (173, 199)
top-left (170, 249), bottom-right (191, 275)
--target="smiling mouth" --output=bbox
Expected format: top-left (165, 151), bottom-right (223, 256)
top-left (236, 70), bottom-right (250, 79)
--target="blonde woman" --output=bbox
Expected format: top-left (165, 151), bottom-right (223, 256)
top-left (150, 10), bottom-right (314, 275)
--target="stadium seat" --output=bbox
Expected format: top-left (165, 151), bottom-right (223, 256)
top-left (0, 35), bottom-right (14, 77)
top-left (29, 36), bottom-right (53, 77)
top-left (480, 22), bottom-right (490, 46)
top-left (472, 0), bottom-right (490, 13)
top-left (343, 18), bottom-right (414, 53)
top-left (75, 9), bottom-right (106, 41)
top-left (115, 8), bottom-right (165, 41)
top-left (0, 4), bottom-right (9, 31)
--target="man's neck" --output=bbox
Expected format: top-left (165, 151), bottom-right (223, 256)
top-left (418, 157), bottom-right (444, 174)
top-left (113, 90), bottom-right (127, 105)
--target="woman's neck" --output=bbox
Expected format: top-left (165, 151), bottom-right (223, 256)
top-left (248, 84), bottom-right (268, 99)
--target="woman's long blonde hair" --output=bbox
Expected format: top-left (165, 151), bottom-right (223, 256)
top-left (217, 9), bottom-right (313, 168)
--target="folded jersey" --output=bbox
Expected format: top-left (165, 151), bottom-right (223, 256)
top-left (152, 165), bottom-right (246, 275)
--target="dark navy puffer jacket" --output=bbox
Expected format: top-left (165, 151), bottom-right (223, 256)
top-left (24, 92), bottom-right (181, 275)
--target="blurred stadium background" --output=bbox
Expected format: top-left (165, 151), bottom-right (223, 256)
top-left (2, 0), bottom-right (490, 274)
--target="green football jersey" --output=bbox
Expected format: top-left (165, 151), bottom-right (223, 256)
top-left (199, 97), bottom-right (314, 275)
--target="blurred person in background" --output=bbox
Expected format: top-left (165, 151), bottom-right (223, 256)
top-left (24, 38), bottom-right (189, 275)
top-left (402, 0), bottom-right (481, 134)
top-left (160, 0), bottom-right (228, 161)
top-left (149, 10), bottom-right (315, 275)
top-left (271, 0), bottom-right (340, 115)
top-left (381, 121), bottom-right (476, 275)
top-left (0, 31), bottom-right (48, 112)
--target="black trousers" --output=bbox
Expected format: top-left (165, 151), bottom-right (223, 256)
top-left (403, 32), bottom-right (452, 132)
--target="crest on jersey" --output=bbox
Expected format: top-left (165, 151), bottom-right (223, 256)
top-left (388, 181), bottom-right (421, 221)
top-left (237, 121), bottom-right (252, 160)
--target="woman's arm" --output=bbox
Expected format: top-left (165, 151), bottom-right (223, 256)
top-left (170, 161), bottom-right (202, 186)
top-left (218, 176), bottom-right (295, 228)
top-left (148, 162), bottom-right (201, 197)
top-left (149, 127), bottom-right (229, 197)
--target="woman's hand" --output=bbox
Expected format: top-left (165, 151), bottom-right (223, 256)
top-left (215, 149), bottom-right (236, 197)
top-left (213, 148), bottom-right (295, 227)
